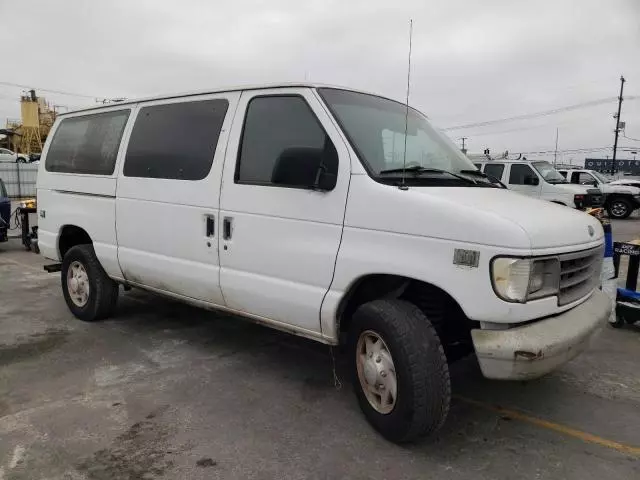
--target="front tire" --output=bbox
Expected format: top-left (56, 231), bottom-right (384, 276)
top-left (61, 244), bottom-right (118, 321)
top-left (607, 198), bottom-right (632, 219)
top-left (348, 299), bottom-right (450, 443)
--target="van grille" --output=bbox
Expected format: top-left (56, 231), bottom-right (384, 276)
top-left (558, 246), bottom-right (603, 306)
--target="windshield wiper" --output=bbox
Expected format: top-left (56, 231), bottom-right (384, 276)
top-left (459, 169), bottom-right (506, 188)
top-left (459, 169), bottom-right (488, 177)
top-left (378, 166), bottom-right (497, 187)
top-left (379, 165), bottom-right (442, 175)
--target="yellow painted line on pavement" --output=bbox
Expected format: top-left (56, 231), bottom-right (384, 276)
top-left (455, 395), bottom-right (640, 457)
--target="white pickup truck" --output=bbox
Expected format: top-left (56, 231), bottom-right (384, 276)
top-left (557, 168), bottom-right (640, 219)
top-left (472, 158), bottom-right (604, 209)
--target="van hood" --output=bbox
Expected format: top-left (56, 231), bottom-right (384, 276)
top-left (409, 187), bottom-right (603, 249)
top-left (346, 176), bottom-right (604, 251)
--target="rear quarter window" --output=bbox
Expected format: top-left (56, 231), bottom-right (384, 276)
top-left (45, 110), bottom-right (130, 175)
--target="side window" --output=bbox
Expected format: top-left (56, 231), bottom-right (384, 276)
top-left (124, 99), bottom-right (229, 180)
top-left (558, 170), bottom-right (568, 178)
top-left (473, 163), bottom-right (482, 170)
top-left (0, 179), bottom-right (7, 197)
top-left (0, 149), bottom-right (10, 154)
top-left (45, 110), bottom-right (130, 175)
top-left (484, 163), bottom-right (505, 181)
top-left (509, 164), bottom-right (537, 185)
top-left (236, 96), bottom-right (338, 190)
top-left (571, 172), bottom-right (596, 185)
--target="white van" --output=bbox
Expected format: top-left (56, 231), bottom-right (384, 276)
top-left (471, 157), bottom-right (604, 209)
top-left (37, 84), bottom-right (611, 443)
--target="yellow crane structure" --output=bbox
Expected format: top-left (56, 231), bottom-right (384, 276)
top-left (4, 90), bottom-right (56, 155)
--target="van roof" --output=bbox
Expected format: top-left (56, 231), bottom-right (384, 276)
top-left (60, 82), bottom-right (398, 116)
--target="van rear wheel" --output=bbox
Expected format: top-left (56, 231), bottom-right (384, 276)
top-left (61, 244), bottom-right (118, 321)
top-left (348, 299), bottom-right (450, 443)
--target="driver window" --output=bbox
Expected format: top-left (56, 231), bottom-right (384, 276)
top-left (236, 95), bottom-right (338, 190)
top-left (509, 164), bottom-right (536, 185)
top-left (571, 172), bottom-right (596, 185)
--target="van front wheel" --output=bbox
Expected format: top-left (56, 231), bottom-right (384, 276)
top-left (61, 244), bottom-right (118, 321)
top-left (348, 299), bottom-right (450, 443)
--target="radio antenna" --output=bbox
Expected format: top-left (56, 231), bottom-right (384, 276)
top-left (400, 19), bottom-right (413, 191)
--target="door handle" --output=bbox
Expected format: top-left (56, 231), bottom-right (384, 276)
top-left (206, 216), bottom-right (215, 237)
top-left (223, 217), bottom-right (233, 240)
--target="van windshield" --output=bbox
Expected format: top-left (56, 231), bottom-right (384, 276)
top-left (318, 88), bottom-right (481, 183)
top-left (531, 161), bottom-right (568, 184)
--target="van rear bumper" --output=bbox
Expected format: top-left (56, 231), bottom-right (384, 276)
top-left (471, 290), bottom-right (611, 380)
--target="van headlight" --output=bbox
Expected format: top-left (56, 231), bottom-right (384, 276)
top-left (491, 257), bottom-right (560, 303)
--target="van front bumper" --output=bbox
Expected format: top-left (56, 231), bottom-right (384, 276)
top-left (471, 290), bottom-right (611, 380)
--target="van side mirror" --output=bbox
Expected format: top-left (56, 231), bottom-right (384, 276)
top-left (272, 147), bottom-right (337, 191)
top-left (314, 166), bottom-right (337, 191)
top-left (524, 175), bottom-right (539, 186)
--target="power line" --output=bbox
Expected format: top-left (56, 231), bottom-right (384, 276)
top-left (516, 146), bottom-right (610, 155)
top-left (458, 116), bottom-right (596, 137)
top-left (443, 96), bottom-right (640, 131)
top-left (514, 146), bottom-right (639, 156)
top-left (623, 134), bottom-right (640, 142)
top-left (443, 98), bottom-right (618, 131)
top-left (0, 81), bottom-right (97, 99)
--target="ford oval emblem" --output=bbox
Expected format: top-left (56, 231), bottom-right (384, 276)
top-left (588, 225), bottom-right (595, 237)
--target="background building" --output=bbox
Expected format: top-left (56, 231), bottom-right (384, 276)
top-left (585, 158), bottom-right (640, 175)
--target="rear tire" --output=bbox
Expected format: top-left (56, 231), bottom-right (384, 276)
top-left (348, 299), bottom-right (450, 443)
top-left (61, 244), bottom-right (118, 321)
top-left (607, 198), bottom-right (632, 219)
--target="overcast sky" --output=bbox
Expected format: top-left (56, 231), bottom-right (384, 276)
top-left (1, 0), bottom-right (639, 163)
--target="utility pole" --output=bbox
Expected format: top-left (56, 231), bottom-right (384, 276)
top-left (553, 128), bottom-right (559, 167)
top-left (612, 75), bottom-right (625, 174)
top-left (460, 137), bottom-right (468, 154)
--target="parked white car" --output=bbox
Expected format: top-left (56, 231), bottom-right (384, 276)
top-left (0, 148), bottom-right (29, 163)
top-left (472, 158), bottom-right (603, 209)
top-left (37, 83), bottom-right (611, 443)
top-left (557, 168), bottom-right (640, 219)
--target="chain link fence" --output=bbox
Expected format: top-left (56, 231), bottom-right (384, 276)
top-left (0, 163), bottom-right (39, 199)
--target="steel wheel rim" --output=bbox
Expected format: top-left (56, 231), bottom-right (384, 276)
top-left (611, 202), bottom-right (627, 217)
top-left (356, 330), bottom-right (397, 414)
top-left (67, 261), bottom-right (90, 307)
